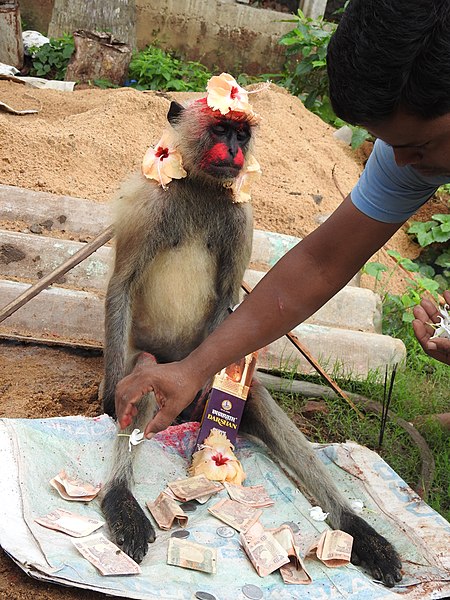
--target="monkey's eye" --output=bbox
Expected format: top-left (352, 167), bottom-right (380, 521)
top-left (237, 129), bottom-right (250, 143)
top-left (211, 124), bottom-right (227, 136)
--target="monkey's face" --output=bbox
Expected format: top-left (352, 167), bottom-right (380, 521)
top-left (167, 100), bottom-right (254, 183)
top-left (197, 118), bottom-right (251, 180)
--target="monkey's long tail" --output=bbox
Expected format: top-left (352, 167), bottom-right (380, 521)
top-left (101, 393), bottom-right (157, 562)
top-left (241, 379), bottom-right (350, 527)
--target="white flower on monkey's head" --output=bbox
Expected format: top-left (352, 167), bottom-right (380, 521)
top-left (206, 73), bottom-right (251, 115)
top-left (142, 128), bottom-right (187, 189)
top-left (430, 303), bottom-right (450, 340)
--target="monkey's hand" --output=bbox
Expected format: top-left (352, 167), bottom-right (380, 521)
top-left (116, 358), bottom-right (202, 436)
top-left (412, 290), bottom-right (450, 365)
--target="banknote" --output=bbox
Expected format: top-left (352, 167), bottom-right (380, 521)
top-left (146, 492), bottom-right (188, 530)
top-left (50, 470), bottom-right (101, 502)
top-left (208, 498), bottom-right (262, 532)
top-left (315, 529), bottom-right (353, 567)
top-left (35, 508), bottom-right (104, 537)
top-left (240, 521), bottom-right (290, 577)
top-left (162, 486), bottom-right (212, 504)
top-left (167, 537), bottom-right (217, 574)
top-left (223, 482), bottom-right (274, 508)
top-left (168, 475), bottom-right (223, 502)
top-left (270, 524), bottom-right (312, 584)
top-left (73, 533), bottom-right (141, 575)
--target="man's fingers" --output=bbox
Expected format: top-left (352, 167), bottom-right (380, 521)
top-left (413, 303), bottom-right (428, 322)
top-left (144, 408), bottom-right (177, 438)
top-left (412, 318), bottom-right (430, 346)
top-left (115, 374), bottom-right (155, 427)
top-left (420, 298), bottom-right (440, 322)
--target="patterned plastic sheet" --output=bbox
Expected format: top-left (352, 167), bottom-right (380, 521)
top-left (0, 415), bottom-right (449, 599)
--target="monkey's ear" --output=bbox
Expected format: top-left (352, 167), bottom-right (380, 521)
top-left (167, 101), bottom-right (185, 124)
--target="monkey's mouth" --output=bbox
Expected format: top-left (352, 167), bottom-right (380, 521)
top-left (206, 163), bottom-right (241, 178)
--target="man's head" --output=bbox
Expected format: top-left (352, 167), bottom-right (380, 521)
top-left (327, 0), bottom-right (450, 175)
top-left (328, 0), bottom-right (450, 125)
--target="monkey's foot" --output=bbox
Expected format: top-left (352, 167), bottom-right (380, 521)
top-left (341, 511), bottom-right (402, 587)
top-left (102, 484), bottom-right (155, 563)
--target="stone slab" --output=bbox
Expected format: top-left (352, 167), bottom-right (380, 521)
top-left (0, 280), bottom-right (405, 377)
top-left (0, 230), bottom-right (370, 329)
top-left (243, 269), bottom-right (381, 332)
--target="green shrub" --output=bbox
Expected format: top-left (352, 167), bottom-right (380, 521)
top-left (277, 10), bottom-right (371, 149)
top-left (128, 46), bottom-right (212, 91)
top-left (29, 34), bottom-right (74, 80)
top-left (406, 196), bottom-right (450, 293)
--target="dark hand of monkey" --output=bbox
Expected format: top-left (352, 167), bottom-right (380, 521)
top-left (115, 356), bottom-right (202, 435)
top-left (341, 510), bottom-right (402, 587)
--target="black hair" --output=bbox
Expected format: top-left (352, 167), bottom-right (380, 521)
top-left (327, 0), bottom-right (450, 125)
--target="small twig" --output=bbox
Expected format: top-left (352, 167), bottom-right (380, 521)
top-left (331, 164), bottom-right (347, 200)
top-left (0, 225), bottom-right (114, 324)
top-left (378, 363), bottom-right (398, 451)
top-left (241, 280), bottom-right (364, 418)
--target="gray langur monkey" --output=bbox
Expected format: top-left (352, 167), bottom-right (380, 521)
top-left (101, 96), bottom-right (402, 587)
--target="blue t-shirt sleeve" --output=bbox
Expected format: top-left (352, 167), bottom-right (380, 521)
top-left (351, 139), bottom-right (448, 223)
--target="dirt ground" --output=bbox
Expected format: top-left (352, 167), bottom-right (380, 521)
top-left (0, 79), bottom-right (443, 599)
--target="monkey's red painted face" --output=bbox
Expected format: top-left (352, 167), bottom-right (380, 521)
top-left (200, 118), bottom-right (251, 179)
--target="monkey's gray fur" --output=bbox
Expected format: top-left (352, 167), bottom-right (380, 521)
top-left (101, 99), bottom-right (402, 586)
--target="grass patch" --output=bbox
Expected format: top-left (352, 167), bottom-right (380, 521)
top-left (271, 311), bottom-right (450, 523)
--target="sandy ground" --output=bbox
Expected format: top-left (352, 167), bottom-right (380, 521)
top-left (0, 79), bottom-right (442, 599)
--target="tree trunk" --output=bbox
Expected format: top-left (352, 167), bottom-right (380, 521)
top-left (48, 0), bottom-right (136, 48)
top-left (0, 0), bottom-right (23, 68)
top-left (65, 31), bottom-right (132, 85)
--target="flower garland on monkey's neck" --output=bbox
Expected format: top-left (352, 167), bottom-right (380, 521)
top-left (141, 72), bottom-right (268, 203)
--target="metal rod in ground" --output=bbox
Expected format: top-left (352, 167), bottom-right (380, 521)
top-left (378, 363), bottom-right (398, 450)
top-left (0, 225), bottom-right (114, 324)
top-left (240, 280), bottom-right (363, 417)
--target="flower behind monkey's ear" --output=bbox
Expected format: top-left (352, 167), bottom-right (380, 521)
top-left (142, 128), bottom-right (187, 189)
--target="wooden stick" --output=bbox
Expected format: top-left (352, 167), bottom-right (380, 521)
top-left (0, 225), bottom-right (114, 324)
top-left (241, 280), bottom-right (364, 417)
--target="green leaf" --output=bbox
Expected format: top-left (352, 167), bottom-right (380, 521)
top-left (435, 251), bottom-right (450, 268)
top-left (431, 213), bottom-right (450, 224)
top-left (432, 226), bottom-right (450, 243)
top-left (363, 262), bottom-right (388, 278)
top-left (350, 126), bottom-right (369, 150)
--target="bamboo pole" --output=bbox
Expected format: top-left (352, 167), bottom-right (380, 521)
top-left (241, 280), bottom-right (363, 417)
top-left (0, 225), bottom-right (114, 324)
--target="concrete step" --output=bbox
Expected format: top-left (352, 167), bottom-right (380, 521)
top-left (0, 185), bottom-right (406, 378)
top-left (0, 230), bottom-right (377, 331)
top-left (0, 279), bottom-right (405, 377)
top-left (258, 323), bottom-right (406, 379)
top-left (243, 269), bottom-right (381, 333)
top-left (0, 184), bottom-right (360, 284)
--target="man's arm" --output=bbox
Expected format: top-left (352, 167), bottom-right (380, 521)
top-left (116, 195), bottom-right (404, 435)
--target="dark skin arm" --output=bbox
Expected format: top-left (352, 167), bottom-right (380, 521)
top-left (116, 195), bottom-right (403, 436)
top-left (412, 290), bottom-right (450, 365)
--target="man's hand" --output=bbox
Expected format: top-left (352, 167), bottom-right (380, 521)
top-left (115, 356), bottom-right (203, 437)
top-left (412, 290), bottom-right (450, 366)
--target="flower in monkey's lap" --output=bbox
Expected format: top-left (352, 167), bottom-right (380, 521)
top-left (190, 429), bottom-right (246, 485)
